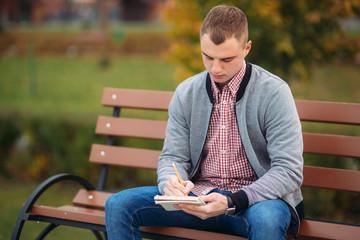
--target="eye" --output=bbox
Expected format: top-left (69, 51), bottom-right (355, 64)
top-left (202, 52), bottom-right (213, 61)
top-left (222, 58), bottom-right (233, 63)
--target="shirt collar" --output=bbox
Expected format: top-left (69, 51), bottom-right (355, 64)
top-left (211, 61), bottom-right (247, 102)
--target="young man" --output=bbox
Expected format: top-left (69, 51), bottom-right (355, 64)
top-left (105, 5), bottom-right (304, 240)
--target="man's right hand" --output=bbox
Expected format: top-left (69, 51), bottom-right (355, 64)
top-left (163, 175), bottom-right (194, 196)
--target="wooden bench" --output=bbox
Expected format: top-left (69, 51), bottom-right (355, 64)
top-left (12, 88), bottom-right (360, 240)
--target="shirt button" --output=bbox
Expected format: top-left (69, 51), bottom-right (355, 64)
top-left (222, 174), bottom-right (228, 178)
top-left (221, 125), bottom-right (226, 129)
top-left (220, 150), bottom-right (226, 154)
top-left (222, 100), bottom-right (227, 104)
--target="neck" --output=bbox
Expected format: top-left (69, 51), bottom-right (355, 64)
top-left (215, 82), bottom-right (226, 92)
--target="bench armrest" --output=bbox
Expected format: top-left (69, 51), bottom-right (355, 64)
top-left (21, 173), bottom-right (95, 213)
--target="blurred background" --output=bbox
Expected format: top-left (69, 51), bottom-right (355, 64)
top-left (0, 0), bottom-right (359, 239)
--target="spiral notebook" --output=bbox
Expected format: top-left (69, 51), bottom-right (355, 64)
top-left (154, 195), bottom-right (206, 211)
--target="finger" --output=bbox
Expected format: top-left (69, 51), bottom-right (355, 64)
top-left (164, 184), bottom-right (186, 196)
top-left (199, 193), bottom-right (226, 204)
top-left (178, 204), bottom-right (209, 219)
top-left (199, 193), bottom-right (217, 202)
top-left (182, 180), bottom-right (194, 195)
top-left (169, 175), bottom-right (187, 195)
top-left (169, 175), bottom-right (183, 187)
top-left (164, 176), bottom-right (187, 196)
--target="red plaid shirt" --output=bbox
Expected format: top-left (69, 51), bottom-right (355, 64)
top-left (192, 62), bottom-right (258, 195)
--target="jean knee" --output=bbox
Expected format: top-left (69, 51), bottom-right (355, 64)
top-left (105, 194), bottom-right (117, 213)
top-left (106, 187), bottom-right (158, 215)
top-left (106, 190), bottom-right (133, 211)
top-left (247, 200), bottom-right (291, 232)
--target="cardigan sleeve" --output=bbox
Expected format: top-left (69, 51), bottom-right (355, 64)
top-left (241, 82), bottom-right (304, 207)
top-left (157, 89), bottom-right (192, 194)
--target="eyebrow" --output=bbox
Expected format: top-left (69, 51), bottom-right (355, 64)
top-left (201, 51), bottom-right (237, 61)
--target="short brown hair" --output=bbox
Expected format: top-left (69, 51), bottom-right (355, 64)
top-left (200, 5), bottom-right (248, 45)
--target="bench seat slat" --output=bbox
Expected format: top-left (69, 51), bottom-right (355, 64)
top-left (298, 219), bottom-right (360, 240)
top-left (72, 189), bottom-right (111, 210)
top-left (96, 116), bottom-right (167, 140)
top-left (295, 100), bottom-right (360, 125)
top-left (303, 132), bottom-right (360, 157)
top-left (30, 205), bottom-right (105, 225)
top-left (30, 205), bottom-right (360, 240)
top-left (140, 226), bottom-right (247, 240)
top-left (302, 166), bottom-right (360, 192)
top-left (90, 144), bottom-right (160, 169)
top-left (102, 88), bottom-right (174, 110)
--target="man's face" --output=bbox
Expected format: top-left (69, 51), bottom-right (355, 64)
top-left (200, 33), bottom-right (251, 87)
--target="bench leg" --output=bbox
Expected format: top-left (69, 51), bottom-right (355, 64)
top-left (91, 230), bottom-right (105, 240)
top-left (35, 223), bottom-right (58, 240)
top-left (11, 216), bottom-right (25, 240)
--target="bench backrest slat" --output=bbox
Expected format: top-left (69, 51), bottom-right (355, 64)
top-left (295, 100), bottom-right (360, 125)
top-left (102, 88), bottom-right (173, 110)
top-left (302, 166), bottom-right (360, 192)
top-left (303, 132), bottom-right (360, 157)
top-left (90, 144), bottom-right (160, 170)
top-left (96, 116), bottom-right (167, 140)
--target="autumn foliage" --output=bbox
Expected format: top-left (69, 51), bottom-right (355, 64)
top-left (165, 0), bottom-right (360, 82)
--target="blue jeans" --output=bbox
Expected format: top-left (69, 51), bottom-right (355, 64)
top-left (105, 186), bottom-right (291, 240)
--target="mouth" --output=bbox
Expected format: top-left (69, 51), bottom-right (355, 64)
top-left (211, 73), bottom-right (224, 79)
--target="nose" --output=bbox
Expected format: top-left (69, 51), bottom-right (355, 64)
top-left (211, 60), bottom-right (222, 74)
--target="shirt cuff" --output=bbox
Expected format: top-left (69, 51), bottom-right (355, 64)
top-left (227, 190), bottom-right (249, 213)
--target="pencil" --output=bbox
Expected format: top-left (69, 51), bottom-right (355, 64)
top-left (172, 162), bottom-right (187, 196)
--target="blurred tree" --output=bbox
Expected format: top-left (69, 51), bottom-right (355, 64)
top-left (165, 0), bottom-right (360, 82)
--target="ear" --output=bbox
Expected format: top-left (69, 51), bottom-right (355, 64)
top-left (244, 40), bottom-right (252, 56)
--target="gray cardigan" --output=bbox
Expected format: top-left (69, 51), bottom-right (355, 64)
top-left (157, 63), bottom-right (304, 235)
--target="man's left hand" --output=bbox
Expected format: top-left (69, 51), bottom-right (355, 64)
top-left (174, 193), bottom-right (228, 220)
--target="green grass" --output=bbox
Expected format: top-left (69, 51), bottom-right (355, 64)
top-left (289, 64), bottom-right (360, 103)
top-left (0, 56), bottom-right (177, 121)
